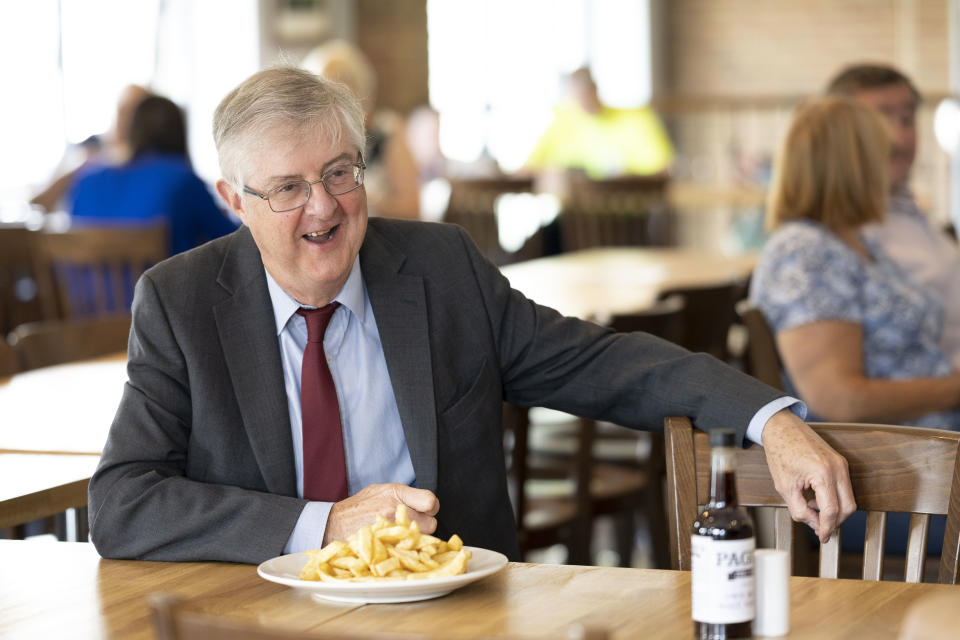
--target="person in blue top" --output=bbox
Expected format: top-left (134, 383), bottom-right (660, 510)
top-left (750, 96), bottom-right (960, 430)
top-left (69, 95), bottom-right (237, 256)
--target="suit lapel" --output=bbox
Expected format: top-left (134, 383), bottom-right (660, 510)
top-left (361, 224), bottom-right (439, 492)
top-left (213, 228), bottom-right (297, 496)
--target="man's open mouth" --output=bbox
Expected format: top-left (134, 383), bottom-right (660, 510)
top-left (304, 225), bottom-right (338, 243)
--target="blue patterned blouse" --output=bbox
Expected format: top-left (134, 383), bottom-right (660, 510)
top-left (749, 219), bottom-right (960, 429)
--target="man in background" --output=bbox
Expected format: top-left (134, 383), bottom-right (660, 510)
top-left (827, 64), bottom-right (960, 367)
top-left (31, 84), bottom-right (152, 213)
top-left (525, 67), bottom-right (674, 179)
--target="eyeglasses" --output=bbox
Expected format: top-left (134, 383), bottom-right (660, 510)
top-left (243, 153), bottom-right (366, 212)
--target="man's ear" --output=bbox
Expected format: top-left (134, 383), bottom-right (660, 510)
top-left (216, 180), bottom-right (246, 224)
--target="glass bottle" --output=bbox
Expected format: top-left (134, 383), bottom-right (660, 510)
top-left (690, 429), bottom-right (755, 639)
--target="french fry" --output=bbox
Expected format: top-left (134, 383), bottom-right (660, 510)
top-left (299, 505), bottom-right (471, 583)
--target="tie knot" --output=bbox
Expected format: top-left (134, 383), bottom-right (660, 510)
top-left (297, 302), bottom-right (340, 343)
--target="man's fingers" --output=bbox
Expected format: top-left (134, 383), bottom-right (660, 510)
top-left (784, 487), bottom-right (821, 534)
top-left (395, 485), bottom-right (440, 516)
top-left (808, 479), bottom-right (842, 543)
top-left (411, 513), bottom-right (438, 534)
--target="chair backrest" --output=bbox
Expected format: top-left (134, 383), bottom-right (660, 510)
top-left (502, 403), bottom-right (594, 562)
top-left (442, 177), bottom-right (538, 265)
top-left (8, 315), bottom-right (131, 370)
top-left (560, 175), bottom-right (671, 252)
top-left (0, 226), bottom-right (47, 333)
top-left (33, 224), bottom-right (168, 319)
top-left (664, 416), bottom-right (960, 584)
top-left (0, 336), bottom-right (19, 377)
top-left (735, 300), bottom-right (783, 390)
top-left (608, 294), bottom-right (686, 346)
top-left (657, 280), bottom-right (746, 360)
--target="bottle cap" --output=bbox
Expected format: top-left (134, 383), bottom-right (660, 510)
top-left (754, 549), bottom-right (790, 637)
top-left (709, 429), bottom-right (738, 448)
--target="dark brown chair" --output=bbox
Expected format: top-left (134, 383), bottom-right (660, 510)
top-left (442, 177), bottom-right (542, 265)
top-left (665, 416), bottom-right (960, 584)
top-left (503, 403), bottom-right (593, 564)
top-left (0, 226), bottom-right (47, 334)
top-left (8, 315), bottom-right (131, 370)
top-left (736, 300), bottom-right (783, 390)
top-left (657, 280), bottom-right (746, 361)
top-left (33, 224), bottom-right (167, 319)
top-left (609, 294), bottom-right (685, 345)
top-left (0, 337), bottom-right (18, 377)
top-left (559, 175), bottom-right (671, 252)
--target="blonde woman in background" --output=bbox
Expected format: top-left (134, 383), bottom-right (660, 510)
top-left (302, 40), bottom-right (420, 220)
top-left (749, 97), bottom-right (960, 429)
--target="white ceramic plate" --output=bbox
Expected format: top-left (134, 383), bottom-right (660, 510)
top-left (257, 546), bottom-right (508, 604)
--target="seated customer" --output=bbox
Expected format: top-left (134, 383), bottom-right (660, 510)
top-left (827, 64), bottom-right (960, 370)
top-left (524, 67), bottom-right (674, 179)
top-left (750, 97), bottom-right (960, 429)
top-left (69, 95), bottom-right (237, 255)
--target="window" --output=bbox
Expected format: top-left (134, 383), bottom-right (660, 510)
top-left (426, 0), bottom-right (652, 172)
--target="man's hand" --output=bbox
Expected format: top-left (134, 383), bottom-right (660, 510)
top-left (323, 484), bottom-right (439, 546)
top-left (761, 409), bottom-right (856, 543)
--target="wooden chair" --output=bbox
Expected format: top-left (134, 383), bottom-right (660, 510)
top-left (8, 315), bottom-right (131, 370)
top-left (503, 403), bottom-right (593, 564)
top-left (664, 416), bottom-right (960, 584)
top-left (32, 224), bottom-right (167, 319)
top-left (442, 177), bottom-right (542, 265)
top-left (735, 300), bottom-right (783, 390)
top-left (609, 294), bottom-right (685, 345)
top-left (0, 337), bottom-right (18, 377)
top-left (559, 175), bottom-right (671, 252)
top-left (0, 226), bottom-right (47, 334)
top-left (656, 280), bottom-right (746, 361)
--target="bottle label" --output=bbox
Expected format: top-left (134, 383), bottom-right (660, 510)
top-left (691, 536), bottom-right (755, 624)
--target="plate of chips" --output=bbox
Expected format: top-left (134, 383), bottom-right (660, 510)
top-left (258, 545), bottom-right (507, 603)
top-left (257, 505), bottom-right (508, 603)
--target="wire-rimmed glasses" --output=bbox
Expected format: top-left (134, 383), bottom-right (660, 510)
top-left (243, 153), bottom-right (366, 212)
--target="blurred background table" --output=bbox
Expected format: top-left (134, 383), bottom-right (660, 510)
top-left (500, 247), bottom-right (757, 321)
top-left (0, 353), bottom-right (126, 455)
top-left (0, 540), bottom-right (954, 639)
top-left (0, 453), bottom-right (100, 538)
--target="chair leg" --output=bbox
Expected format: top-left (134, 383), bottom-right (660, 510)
top-left (567, 517), bottom-right (593, 566)
top-left (614, 511), bottom-right (635, 567)
top-left (646, 477), bottom-right (671, 569)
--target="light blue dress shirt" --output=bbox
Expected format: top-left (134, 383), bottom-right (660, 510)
top-left (267, 258), bottom-right (803, 554)
top-left (265, 259), bottom-right (415, 554)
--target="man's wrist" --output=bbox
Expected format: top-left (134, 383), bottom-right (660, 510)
top-left (747, 397), bottom-right (807, 445)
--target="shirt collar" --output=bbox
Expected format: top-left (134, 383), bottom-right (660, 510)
top-left (264, 257), bottom-right (366, 336)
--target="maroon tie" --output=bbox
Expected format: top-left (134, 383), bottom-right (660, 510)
top-left (297, 303), bottom-right (348, 502)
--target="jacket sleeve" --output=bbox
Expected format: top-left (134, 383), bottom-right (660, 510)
top-left (87, 272), bottom-right (305, 563)
top-left (454, 227), bottom-right (785, 440)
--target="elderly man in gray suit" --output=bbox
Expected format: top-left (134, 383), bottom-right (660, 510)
top-left (88, 67), bottom-right (854, 564)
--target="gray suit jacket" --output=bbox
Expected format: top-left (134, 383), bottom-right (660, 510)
top-left (88, 219), bottom-right (782, 563)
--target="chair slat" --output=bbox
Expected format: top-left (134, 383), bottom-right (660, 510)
top-left (862, 511), bottom-right (887, 581)
top-left (665, 417), bottom-right (960, 584)
top-left (773, 507), bottom-right (792, 554)
top-left (664, 417), bottom-right (698, 570)
top-left (940, 443), bottom-right (960, 584)
top-left (819, 529), bottom-right (840, 579)
top-left (905, 514), bottom-right (930, 583)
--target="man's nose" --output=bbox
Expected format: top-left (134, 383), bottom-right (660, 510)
top-left (304, 181), bottom-right (337, 215)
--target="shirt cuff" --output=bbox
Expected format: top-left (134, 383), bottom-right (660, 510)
top-left (745, 397), bottom-right (807, 445)
top-left (283, 501), bottom-right (334, 554)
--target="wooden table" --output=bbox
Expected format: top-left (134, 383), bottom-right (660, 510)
top-left (0, 353), bottom-right (127, 454)
top-left (0, 540), bottom-right (954, 639)
top-left (501, 247), bottom-right (757, 320)
top-left (0, 453), bottom-right (100, 529)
